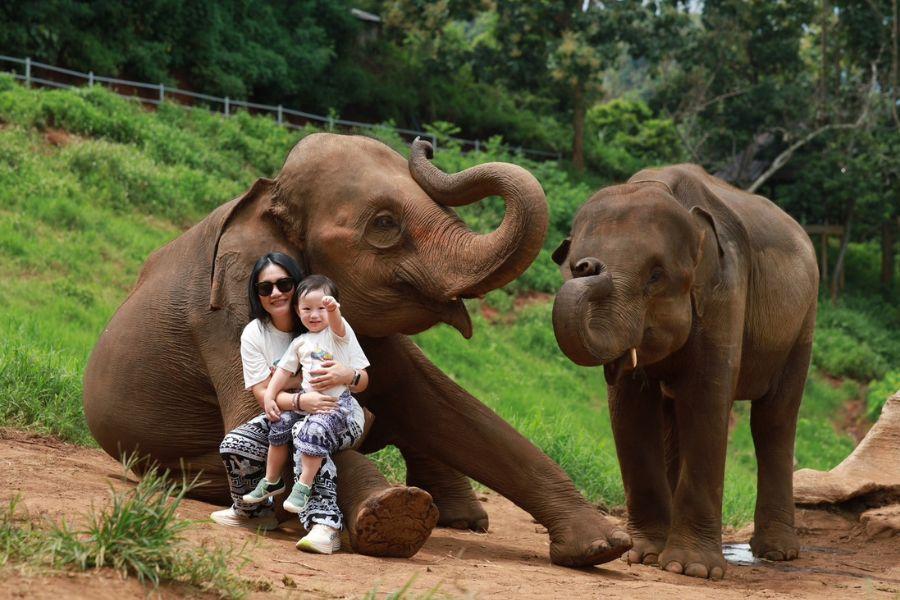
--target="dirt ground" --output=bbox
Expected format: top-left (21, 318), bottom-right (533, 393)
top-left (0, 430), bottom-right (897, 599)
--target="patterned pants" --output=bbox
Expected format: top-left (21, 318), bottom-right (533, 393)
top-left (218, 400), bottom-right (364, 530)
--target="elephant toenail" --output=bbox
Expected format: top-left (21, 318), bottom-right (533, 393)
top-left (710, 566), bottom-right (724, 580)
top-left (642, 553), bottom-right (658, 566)
top-left (611, 530), bottom-right (632, 546)
top-left (664, 561), bottom-right (683, 574)
top-left (595, 540), bottom-right (610, 552)
top-left (787, 549), bottom-right (798, 560)
top-left (684, 563), bottom-right (709, 578)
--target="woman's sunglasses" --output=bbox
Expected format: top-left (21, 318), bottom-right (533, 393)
top-left (256, 277), bottom-right (295, 297)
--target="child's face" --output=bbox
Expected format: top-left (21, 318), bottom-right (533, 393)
top-left (296, 289), bottom-right (329, 333)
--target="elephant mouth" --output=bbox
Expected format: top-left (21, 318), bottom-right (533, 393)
top-left (603, 349), bottom-right (637, 386)
top-left (437, 298), bottom-right (473, 339)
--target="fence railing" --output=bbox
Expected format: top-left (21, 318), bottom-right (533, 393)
top-left (0, 54), bottom-right (563, 161)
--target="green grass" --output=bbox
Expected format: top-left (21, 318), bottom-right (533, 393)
top-left (0, 79), bottom-right (882, 528)
top-left (0, 459), bottom-right (249, 598)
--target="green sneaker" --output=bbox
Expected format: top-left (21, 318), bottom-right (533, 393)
top-left (242, 478), bottom-right (285, 504)
top-left (283, 482), bottom-right (312, 514)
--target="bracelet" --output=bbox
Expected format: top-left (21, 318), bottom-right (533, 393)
top-left (351, 369), bottom-right (361, 388)
top-left (293, 392), bottom-right (300, 411)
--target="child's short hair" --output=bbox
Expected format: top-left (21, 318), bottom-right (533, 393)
top-left (295, 274), bottom-right (340, 305)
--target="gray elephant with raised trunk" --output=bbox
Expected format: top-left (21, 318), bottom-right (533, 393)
top-left (84, 134), bottom-right (632, 566)
top-left (551, 164), bottom-right (818, 578)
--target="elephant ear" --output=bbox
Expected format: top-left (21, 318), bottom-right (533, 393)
top-left (689, 206), bottom-right (724, 319)
top-left (551, 237), bottom-right (571, 267)
top-left (209, 178), bottom-right (300, 312)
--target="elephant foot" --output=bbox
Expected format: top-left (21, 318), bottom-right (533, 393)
top-left (435, 494), bottom-right (489, 532)
top-left (549, 511), bottom-right (632, 567)
top-left (750, 522), bottom-right (800, 561)
top-left (659, 539), bottom-right (726, 580)
top-left (352, 486), bottom-right (439, 558)
top-left (625, 531), bottom-right (667, 566)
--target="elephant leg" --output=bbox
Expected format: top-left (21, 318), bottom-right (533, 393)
top-left (362, 335), bottom-right (631, 567)
top-left (748, 339), bottom-right (811, 561)
top-left (396, 442), bottom-right (489, 531)
top-left (609, 376), bottom-right (671, 566)
top-left (663, 397), bottom-right (680, 496)
top-left (335, 450), bottom-right (439, 557)
top-left (658, 379), bottom-right (732, 580)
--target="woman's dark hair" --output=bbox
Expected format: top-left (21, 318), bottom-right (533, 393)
top-left (294, 274), bottom-right (339, 334)
top-left (247, 252), bottom-right (305, 334)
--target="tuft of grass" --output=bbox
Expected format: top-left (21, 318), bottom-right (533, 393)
top-left (0, 457), bottom-right (249, 598)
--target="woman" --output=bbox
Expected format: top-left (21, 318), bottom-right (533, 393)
top-left (212, 252), bottom-right (369, 553)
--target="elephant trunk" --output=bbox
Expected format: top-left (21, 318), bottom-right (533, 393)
top-left (552, 274), bottom-right (612, 367)
top-left (408, 139), bottom-right (549, 298)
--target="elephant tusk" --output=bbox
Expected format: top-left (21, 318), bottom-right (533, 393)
top-left (630, 347), bottom-right (638, 369)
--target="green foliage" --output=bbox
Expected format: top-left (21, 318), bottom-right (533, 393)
top-left (585, 98), bottom-right (685, 181)
top-left (813, 297), bottom-right (898, 381)
top-left (866, 370), bottom-right (900, 420)
top-left (0, 461), bottom-right (249, 598)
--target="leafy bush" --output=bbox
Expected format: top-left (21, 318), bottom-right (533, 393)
top-left (813, 297), bottom-right (898, 381)
top-left (812, 328), bottom-right (888, 381)
top-left (866, 370), bottom-right (900, 420)
top-left (584, 99), bottom-right (685, 181)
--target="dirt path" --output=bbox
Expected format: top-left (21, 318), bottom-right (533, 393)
top-left (0, 431), bottom-right (897, 599)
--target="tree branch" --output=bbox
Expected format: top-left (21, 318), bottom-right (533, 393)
top-left (747, 63), bottom-right (879, 193)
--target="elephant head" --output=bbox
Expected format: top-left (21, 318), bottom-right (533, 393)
top-left (210, 133), bottom-right (548, 338)
top-left (551, 175), bottom-right (723, 384)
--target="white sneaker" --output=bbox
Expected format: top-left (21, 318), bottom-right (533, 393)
top-left (296, 524), bottom-right (341, 554)
top-left (210, 507), bottom-right (279, 531)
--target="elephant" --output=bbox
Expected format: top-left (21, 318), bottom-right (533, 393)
top-left (83, 133), bottom-right (632, 566)
top-left (551, 164), bottom-right (818, 579)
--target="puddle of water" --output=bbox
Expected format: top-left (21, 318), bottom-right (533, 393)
top-left (722, 543), bottom-right (759, 566)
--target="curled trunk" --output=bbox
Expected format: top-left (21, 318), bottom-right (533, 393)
top-left (408, 139), bottom-right (549, 298)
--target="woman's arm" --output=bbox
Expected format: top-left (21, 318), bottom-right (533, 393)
top-left (308, 361), bottom-right (369, 392)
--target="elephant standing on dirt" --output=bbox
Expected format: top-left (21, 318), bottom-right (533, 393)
top-left (83, 134), bottom-right (631, 566)
top-left (551, 165), bottom-right (818, 578)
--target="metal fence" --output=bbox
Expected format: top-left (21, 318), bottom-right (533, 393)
top-left (0, 54), bottom-right (562, 161)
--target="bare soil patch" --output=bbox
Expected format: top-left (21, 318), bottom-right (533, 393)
top-left (0, 430), bottom-right (898, 599)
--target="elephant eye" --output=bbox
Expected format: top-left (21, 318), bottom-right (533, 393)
top-left (647, 266), bottom-right (664, 285)
top-left (374, 214), bottom-right (397, 229)
top-left (365, 211), bottom-right (403, 249)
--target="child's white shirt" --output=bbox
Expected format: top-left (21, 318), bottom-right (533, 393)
top-left (278, 317), bottom-right (369, 397)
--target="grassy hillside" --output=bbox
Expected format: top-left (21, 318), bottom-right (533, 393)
top-left (0, 79), bottom-right (892, 526)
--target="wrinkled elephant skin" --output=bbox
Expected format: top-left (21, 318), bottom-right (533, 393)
top-left (552, 165), bottom-right (819, 578)
top-left (84, 134), bottom-right (631, 566)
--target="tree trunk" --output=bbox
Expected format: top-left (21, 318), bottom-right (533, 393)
top-left (572, 83), bottom-right (585, 173)
top-left (831, 200), bottom-right (855, 303)
top-left (882, 218), bottom-right (897, 289)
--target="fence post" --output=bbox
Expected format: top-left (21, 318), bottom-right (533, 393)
top-left (277, 104), bottom-right (283, 125)
top-left (159, 83), bottom-right (165, 104)
top-left (224, 97), bottom-right (230, 116)
top-left (25, 57), bottom-right (31, 88)
top-left (474, 139), bottom-right (480, 152)
top-left (88, 71), bottom-right (94, 87)
top-left (327, 114), bottom-right (334, 131)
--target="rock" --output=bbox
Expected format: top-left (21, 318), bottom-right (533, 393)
top-left (860, 504), bottom-right (900, 538)
top-left (794, 392), bottom-right (900, 505)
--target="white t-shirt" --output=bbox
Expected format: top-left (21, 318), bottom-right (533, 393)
top-left (240, 319), bottom-right (294, 390)
top-left (278, 318), bottom-right (369, 398)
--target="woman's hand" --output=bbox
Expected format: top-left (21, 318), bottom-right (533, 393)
top-left (308, 360), bottom-right (353, 391)
top-left (299, 391), bottom-right (338, 414)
